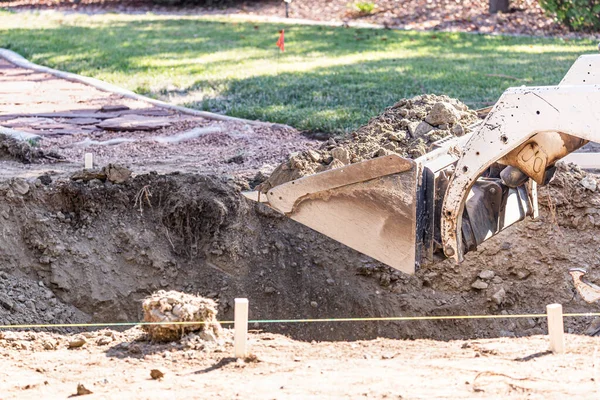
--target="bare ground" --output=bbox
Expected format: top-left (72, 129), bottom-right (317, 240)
top-left (1, 329), bottom-right (600, 399)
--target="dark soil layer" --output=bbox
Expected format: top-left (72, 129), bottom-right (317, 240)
top-left (1, 163), bottom-right (599, 341)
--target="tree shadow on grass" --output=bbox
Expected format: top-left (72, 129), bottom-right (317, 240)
top-left (0, 17), bottom-right (594, 133)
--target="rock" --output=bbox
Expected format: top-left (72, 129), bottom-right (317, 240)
top-left (11, 179), bottom-right (29, 195)
top-left (515, 269), bottom-right (531, 280)
top-left (68, 336), bottom-right (87, 349)
top-left (451, 124), bottom-right (464, 136)
top-left (96, 336), bottom-right (112, 346)
top-left (580, 176), bottom-right (597, 192)
top-left (326, 278), bottom-right (335, 286)
top-left (478, 270), bottom-right (495, 280)
top-left (409, 121), bottom-right (434, 138)
top-left (88, 178), bottom-right (103, 187)
top-left (104, 164), bottom-right (131, 184)
top-left (471, 280), bottom-right (488, 290)
top-left (331, 147), bottom-right (350, 165)
top-left (264, 286), bottom-right (276, 294)
top-left (97, 115), bottom-right (172, 131)
top-left (42, 340), bottom-right (56, 350)
top-left (425, 102), bottom-right (461, 126)
top-left (150, 369), bottom-right (165, 380)
top-left (306, 150), bottom-right (322, 163)
top-left (76, 383), bottom-right (93, 395)
top-left (310, 301), bottom-right (318, 308)
top-left (491, 288), bottom-right (506, 305)
top-left (36, 175), bottom-right (51, 186)
top-left (0, 294), bottom-right (14, 310)
top-left (226, 155), bottom-right (245, 165)
top-left (491, 276), bottom-right (503, 284)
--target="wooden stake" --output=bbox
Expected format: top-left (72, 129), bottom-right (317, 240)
top-left (84, 153), bottom-right (94, 170)
top-left (234, 298), bottom-right (249, 358)
top-left (547, 304), bottom-right (565, 354)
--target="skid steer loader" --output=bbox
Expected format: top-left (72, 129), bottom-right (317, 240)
top-left (245, 54), bottom-right (600, 275)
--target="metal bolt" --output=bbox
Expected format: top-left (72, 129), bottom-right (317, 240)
top-left (489, 187), bottom-right (497, 195)
top-left (445, 245), bottom-right (455, 257)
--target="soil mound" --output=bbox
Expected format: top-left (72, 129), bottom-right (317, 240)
top-left (259, 94), bottom-right (478, 191)
top-left (0, 272), bottom-right (89, 328)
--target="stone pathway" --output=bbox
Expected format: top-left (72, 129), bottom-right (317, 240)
top-left (0, 58), bottom-right (318, 180)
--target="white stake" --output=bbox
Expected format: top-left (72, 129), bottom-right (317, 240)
top-left (84, 153), bottom-right (94, 170)
top-left (547, 304), bottom-right (565, 354)
top-left (234, 298), bottom-right (249, 358)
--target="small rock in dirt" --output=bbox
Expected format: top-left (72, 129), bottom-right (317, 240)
top-left (38, 175), bottom-right (52, 186)
top-left (491, 288), bottom-right (506, 305)
top-left (326, 278), bottom-right (335, 286)
top-left (11, 179), bottom-right (29, 195)
top-left (310, 301), bottom-right (318, 308)
top-left (42, 340), bottom-right (56, 350)
top-left (0, 294), bottom-right (14, 310)
top-left (76, 383), bottom-right (93, 396)
top-left (478, 270), bottom-right (495, 280)
top-left (104, 164), bottom-right (131, 184)
top-left (411, 121), bottom-right (435, 138)
top-left (491, 276), bottom-right (503, 284)
top-left (306, 150), bottom-right (321, 163)
top-left (515, 269), bottom-right (531, 280)
top-left (331, 147), bottom-right (350, 164)
top-left (580, 176), bottom-right (597, 192)
top-left (68, 337), bottom-right (87, 349)
top-left (264, 286), bottom-right (276, 294)
top-left (471, 280), bottom-right (488, 290)
top-left (226, 155), bottom-right (245, 165)
top-left (425, 102), bottom-right (461, 126)
top-left (96, 336), bottom-right (112, 346)
top-left (150, 369), bottom-right (165, 380)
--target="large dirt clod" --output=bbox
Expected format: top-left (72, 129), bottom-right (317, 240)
top-left (141, 290), bottom-right (222, 342)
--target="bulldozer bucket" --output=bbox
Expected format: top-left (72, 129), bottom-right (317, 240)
top-left (260, 155), bottom-right (420, 274)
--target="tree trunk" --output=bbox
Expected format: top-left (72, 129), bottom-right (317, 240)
top-left (489, 0), bottom-right (509, 13)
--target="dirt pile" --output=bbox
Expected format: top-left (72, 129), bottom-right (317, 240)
top-left (0, 272), bottom-right (89, 328)
top-left (260, 94), bottom-right (478, 191)
top-left (142, 290), bottom-right (221, 342)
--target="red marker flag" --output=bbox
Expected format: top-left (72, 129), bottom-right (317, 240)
top-left (276, 30), bottom-right (285, 52)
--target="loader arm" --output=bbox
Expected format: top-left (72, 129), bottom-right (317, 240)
top-left (442, 54), bottom-right (600, 262)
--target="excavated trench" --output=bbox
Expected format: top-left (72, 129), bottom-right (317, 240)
top-left (1, 163), bottom-right (600, 341)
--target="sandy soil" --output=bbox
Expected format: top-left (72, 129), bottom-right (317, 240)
top-left (1, 329), bottom-right (600, 399)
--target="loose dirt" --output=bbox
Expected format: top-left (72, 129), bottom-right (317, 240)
top-left (1, 329), bottom-right (599, 399)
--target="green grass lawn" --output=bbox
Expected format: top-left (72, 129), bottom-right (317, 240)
top-left (0, 11), bottom-right (597, 133)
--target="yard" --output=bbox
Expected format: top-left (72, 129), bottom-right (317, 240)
top-left (0, 11), bottom-right (596, 133)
